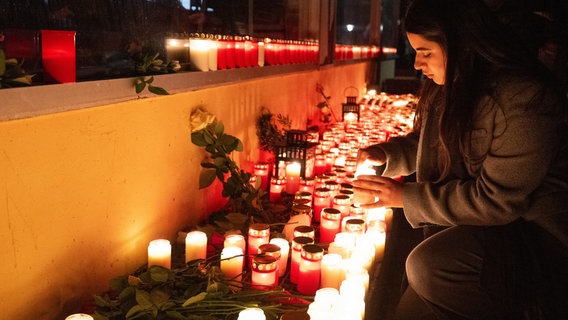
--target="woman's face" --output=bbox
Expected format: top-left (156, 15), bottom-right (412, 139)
top-left (406, 32), bottom-right (446, 85)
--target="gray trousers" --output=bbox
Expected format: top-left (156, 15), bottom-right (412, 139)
top-left (394, 220), bottom-right (568, 320)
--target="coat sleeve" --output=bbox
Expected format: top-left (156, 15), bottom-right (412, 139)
top-left (402, 84), bottom-right (565, 227)
top-left (365, 131), bottom-right (420, 178)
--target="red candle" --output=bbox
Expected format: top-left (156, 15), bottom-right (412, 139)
top-left (313, 187), bottom-right (331, 222)
top-left (314, 154), bottom-right (327, 176)
top-left (247, 223), bottom-right (270, 256)
top-left (290, 236), bottom-right (314, 284)
top-left (269, 177), bottom-right (285, 202)
top-left (297, 244), bottom-right (324, 295)
top-left (294, 191), bottom-right (313, 208)
top-left (258, 243), bottom-right (282, 278)
top-left (225, 38), bottom-right (236, 69)
top-left (320, 208), bottom-right (342, 244)
top-left (332, 194), bottom-right (352, 219)
top-left (217, 38), bottom-right (228, 70)
top-left (41, 30), bottom-right (76, 84)
top-left (299, 177), bottom-right (315, 194)
top-left (324, 181), bottom-right (340, 199)
top-left (293, 225), bottom-right (315, 240)
top-left (234, 38), bottom-right (246, 68)
top-left (254, 162), bottom-right (270, 191)
top-left (251, 254), bottom-right (278, 289)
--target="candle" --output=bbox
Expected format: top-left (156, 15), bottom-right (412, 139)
top-left (65, 314), bottom-right (94, 320)
top-left (299, 177), bottom-right (316, 194)
top-left (237, 307), bottom-right (266, 320)
top-left (189, 38), bottom-right (210, 72)
top-left (148, 239), bottom-right (171, 269)
top-left (185, 231), bottom-right (208, 263)
top-left (258, 243), bottom-right (282, 279)
top-left (208, 38), bottom-right (218, 71)
top-left (293, 225), bottom-right (315, 240)
top-left (220, 246), bottom-right (244, 282)
top-left (314, 287), bottom-right (340, 305)
top-left (297, 244), bottom-right (325, 295)
top-left (321, 253), bottom-right (344, 290)
top-left (324, 181), bottom-right (340, 199)
top-left (251, 254), bottom-right (278, 288)
top-left (343, 218), bottom-right (366, 234)
top-left (224, 233), bottom-right (246, 253)
top-left (254, 162), bottom-right (270, 191)
top-left (269, 177), bottom-right (285, 202)
top-left (332, 194), bottom-right (352, 219)
top-left (313, 187), bottom-right (331, 222)
top-left (41, 30), bottom-right (76, 84)
top-left (247, 223), bottom-right (270, 256)
top-left (307, 301), bottom-right (333, 320)
top-left (314, 154), bottom-right (327, 176)
top-left (257, 41), bottom-right (265, 67)
top-left (269, 237), bottom-right (290, 276)
top-left (285, 162), bottom-right (301, 194)
top-left (294, 191), bottom-right (313, 208)
top-left (290, 236), bottom-right (314, 283)
top-left (320, 208), bottom-right (342, 244)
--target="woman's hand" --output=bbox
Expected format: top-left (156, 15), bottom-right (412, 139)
top-left (352, 175), bottom-right (404, 208)
top-left (356, 145), bottom-right (387, 167)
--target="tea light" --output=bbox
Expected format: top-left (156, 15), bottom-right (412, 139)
top-left (148, 239), bottom-right (171, 269)
top-left (185, 231), bottom-right (208, 263)
top-left (269, 237), bottom-right (290, 276)
top-left (269, 177), bottom-right (285, 202)
top-left (254, 162), bottom-right (270, 191)
top-left (321, 253), bottom-right (344, 290)
top-left (65, 314), bottom-right (94, 320)
top-left (297, 244), bottom-right (325, 295)
top-left (237, 307), bottom-right (266, 320)
top-left (290, 236), bottom-right (314, 283)
top-left (224, 233), bottom-right (246, 253)
top-left (220, 246), bottom-right (244, 282)
top-left (251, 254), bottom-right (278, 288)
top-left (248, 223), bottom-right (270, 256)
top-left (285, 162), bottom-right (301, 194)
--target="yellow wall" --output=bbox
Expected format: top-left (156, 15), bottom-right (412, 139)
top-left (0, 62), bottom-right (369, 320)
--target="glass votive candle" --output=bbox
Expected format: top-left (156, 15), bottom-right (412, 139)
top-left (269, 237), bottom-right (290, 276)
top-left (290, 236), bottom-right (315, 283)
top-left (238, 307), bottom-right (266, 320)
top-left (220, 246), bottom-right (244, 283)
top-left (251, 254), bottom-right (278, 289)
top-left (185, 230), bottom-right (208, 263)
top-left (297, 244), bottom-right (325, 295)
top-left (315, 174), bottom-right (331, 189)
top-left (65, 314), bottom-right (94, 320)
top-left (148, 239), bottom-right (171, 269)
top-left (332, 194), bottom-right (352, 218)
top-left (340, 278), bottom-right (366, 301)
top-left (258, 243), bottom-right (282, 278)
top-left (269, 177), bottom-right (286, 202)
top-left (285, 162), bottom-right (302, 194)
top-left (313, 187), bottom-right (331, 222)
top-left (314, 287), bottom-right (340, 305)
top-left (248, 223), bottom-right (270, 256)
top-left (224, 233), bottom-right (246, 253)
top-left (320, 208), bottom-right (342, 244)
top-left (324, 180), bottom-right (340, 199)
top-left (299, 177), bottom-right (316, 194)
top-left (294, 191), bottom-right (313, 208)
top-left (294, 225), bottom-right (315, 240)
top-left (320, 253), bottom-right (344, 290)
top-left (344, 218), bottom-right (366, 235)
top-left (254, 162), bottom-right (270, 191)
top-left (291, 204), bottom-right (313, 221)
top-left (314, 154), bottom-right (327, 176)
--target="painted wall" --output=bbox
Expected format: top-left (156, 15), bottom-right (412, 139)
top-left (0, 62), bottom-right (370, 320)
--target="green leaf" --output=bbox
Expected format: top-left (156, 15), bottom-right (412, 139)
top-left (135, 289), bottom-right (153, 309)
top-left (224, 212), bottom-right (248, 226)
top-left (191, 132), bottom-right (207, 147)
top-left (135, 79), bottom-right (146, 94)
top-left (182, 291), bottom-right (208, 307)
top-left (214, 121), bottom-right (224, 136)
top-left (199, 169), bottom-right (217, 189)
top-left (148, 85), bottom-right (170, 95)
top-left (165, 311), bottom-right (187, 320)
top-left (200, 162), bottom-right (217, 169)
top-left (213, 157), bottom-right (226, 167)
top-left (150, 287), bottom-right (170, 305)
top-left (235, 140), bottom-right (244, 152)
top-left (146, 76), bottom-right (154, 84)
top-left (218, 134), bottom-right (237, 149)
top-left (149, 266), bottom-right (170, 283)
top-left (317, 101), bottom-right (327, 108)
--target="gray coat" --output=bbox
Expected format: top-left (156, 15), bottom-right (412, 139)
top-left (374, 76), bottom-right (568, 247)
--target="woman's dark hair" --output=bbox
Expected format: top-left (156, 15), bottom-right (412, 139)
top-left (404, 0), bottom-right (544, 181)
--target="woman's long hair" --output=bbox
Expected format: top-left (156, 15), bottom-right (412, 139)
top-left (404, 0), bottom-right (545, 181)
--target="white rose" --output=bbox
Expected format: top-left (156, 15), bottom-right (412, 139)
top-left (190, 107), bottom-right (217, 132)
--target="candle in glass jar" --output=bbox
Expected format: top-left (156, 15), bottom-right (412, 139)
top-left (258, 243), bottom-right (282, 279)
top-left (220, 246), bottom-right (244, 282)
top-left (314, 154), bottom-right (327, 176)
top-left (294, 191), bottom-right (313, 208)
top-left (248, 223), bottom-right (270, 256)
top-left (269, 177), bottom-right (285, 202)
top-left (65, 314), bottom-right (94, 320)
top-left (320, 208), bottom-right (342, 244)
top-left (299, 177), bottom-right (315, 194)
top-left (294, 225), bottom-right (315, 240)
top-left (237, 307), bottom-right (266, 320)
top-left (269, 237), bottom-right (290, 276)
top-left (189, 38), bottom-right (210, 72)
top-left (285, 162), bottom-right (302, 194)
top-left (254, 162), bottom-right (270, 191)
top-left (332, 194), bottom-right (352, 219)
top-left (251, 254), bottom-right (278, 289)
top-left (313, 187), bottom-right (331, 222)
top-left (321, 253), bottom-right (344, 290)
top-left (224, 233), bottom-right (246, 253)
top-left (185, 231), bottom-right (208, 263)
top-left (290, 236), bottom-right (314, 283)
top-left (148, 239), bottom-right (171, 269)
top-left (297, 244), bottom-right (325, 295)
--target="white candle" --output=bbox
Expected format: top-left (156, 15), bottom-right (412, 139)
top-left (237, 307), bottom-right (266, 320)
top-left (340, 278), bottom-right (366, 301)
top-left (314, 287), bottom-right (340, 305)
top-left (257, 41), bottom-right (265, 67)
top-left (189, 38), bottom-right (210, 72)
top-left (220, 246), bottom-right (243, 282)
top-left (148, 239), bottom-right (171, 269)
top-left (285, 162), bottom-right (302, 194)
top-left (344, 112), bottom-right (358, 123)
top-left (270, 237), bottom-right (290, 276)
top-left (65, 314), bottom-right (94, 320)
top-left (185, 231), bottom-right (208, 263)
top-left (224, 233), bottom-right (246, 253)
top-left (321, 253), bottom-right (344, 290)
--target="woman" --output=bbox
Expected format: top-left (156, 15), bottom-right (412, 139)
top-left (353, 0), bottom-right (568, 319)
